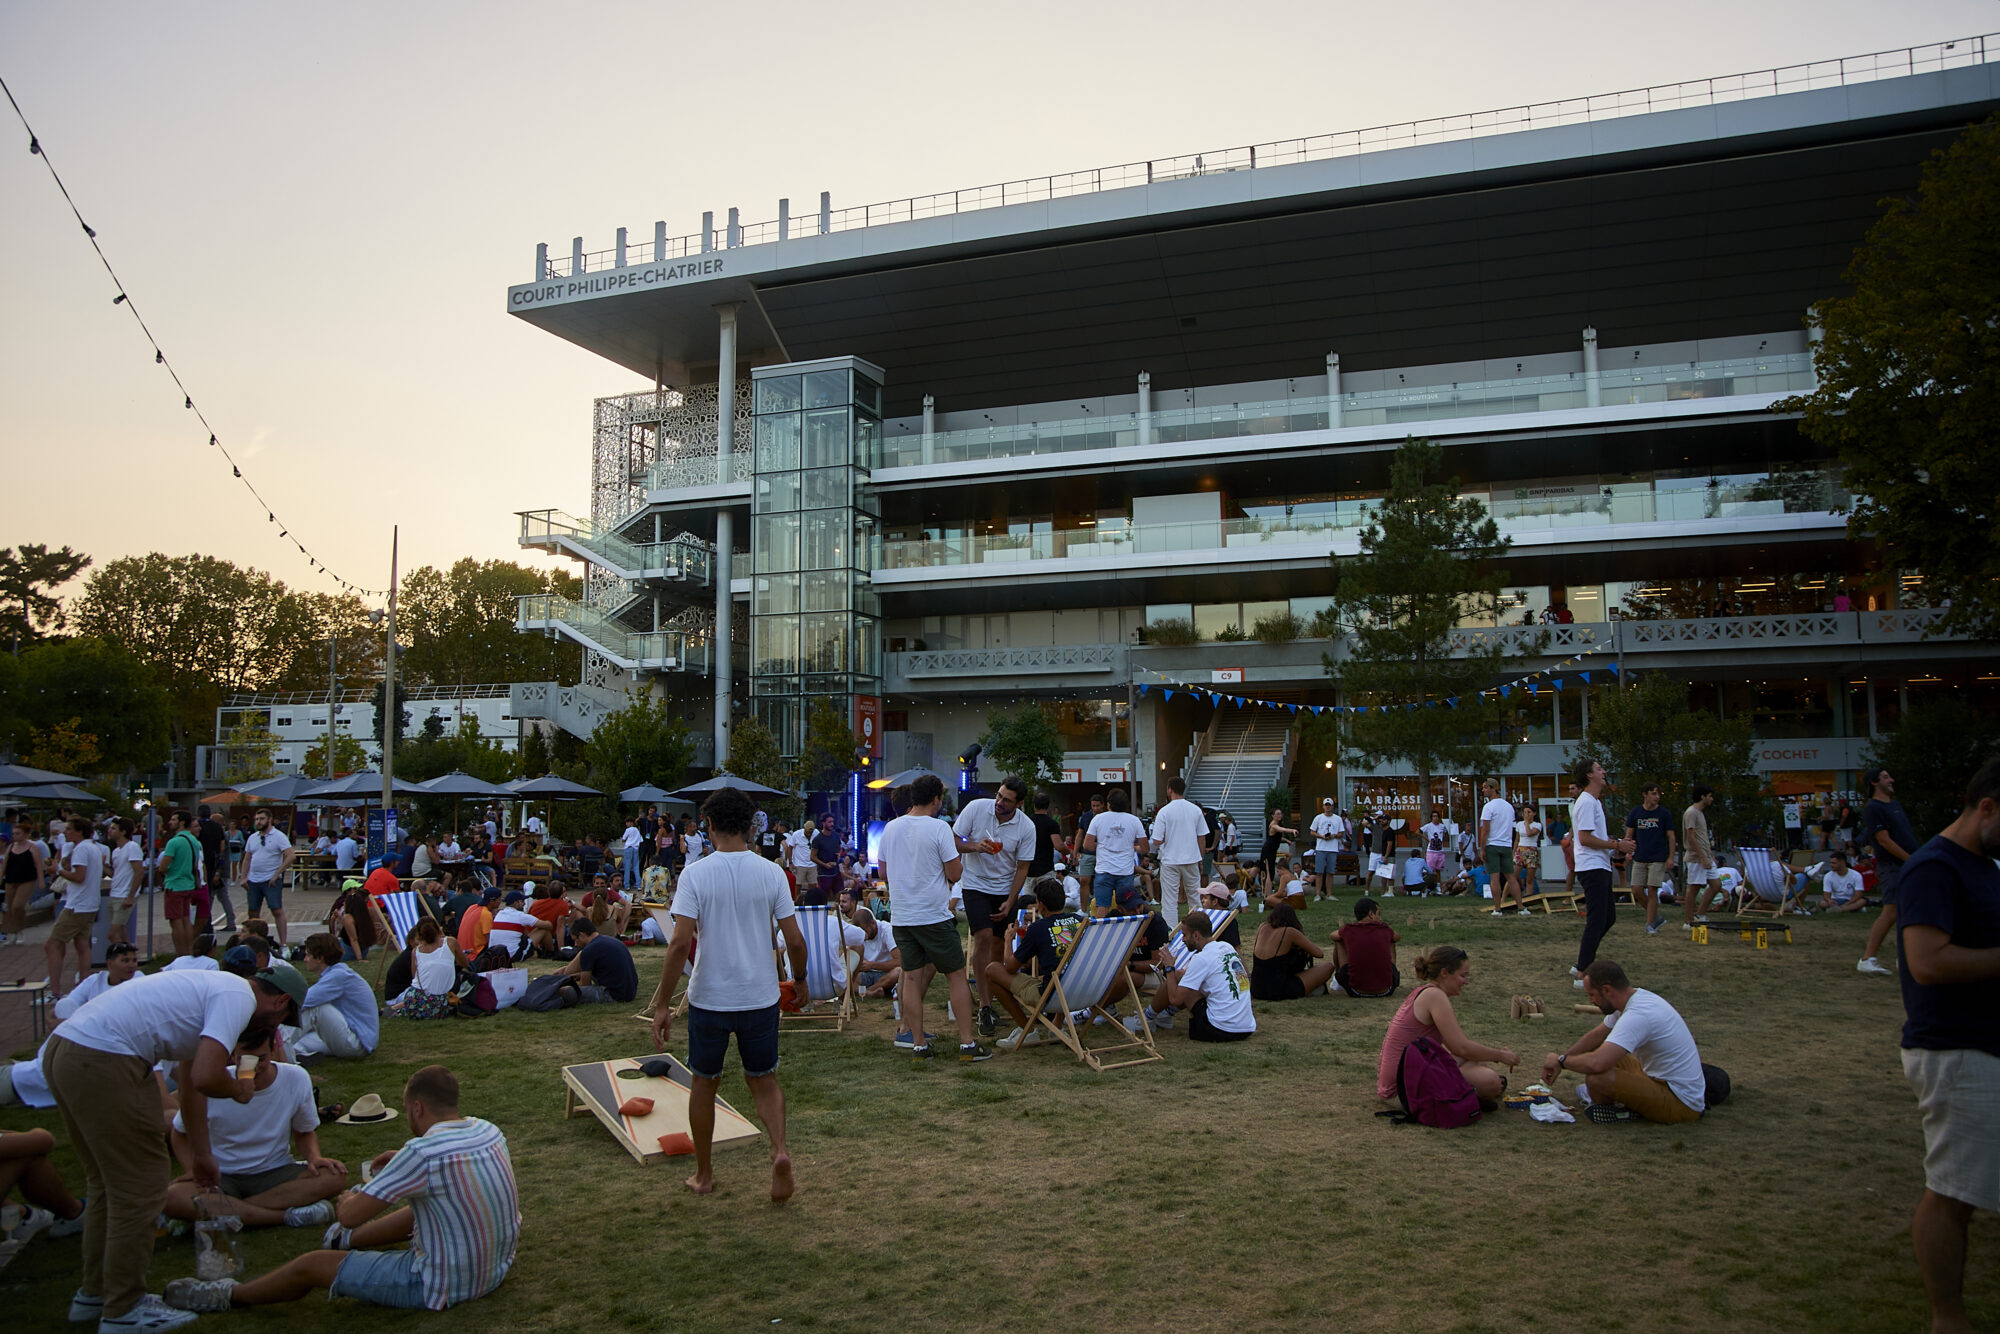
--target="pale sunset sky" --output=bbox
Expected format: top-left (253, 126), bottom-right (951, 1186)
top-left (2, 1), bottom-right (1991, 605)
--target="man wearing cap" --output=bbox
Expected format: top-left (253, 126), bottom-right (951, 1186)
top-left (291, 934), bottom-right (379, 1060)
top-left (1197, 882), bottom-right (1242, 947)
top-left (44, 963), bottom-right (306, 1332)
top-left (486, 890), bottom-right (540, 961)
top-left (1309, 798), bottom-right (1343, 901)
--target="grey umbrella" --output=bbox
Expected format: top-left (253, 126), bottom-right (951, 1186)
top-left (671, 773), bottom-right (791, 800)
top-left (421, 772), bottom-right (519, 798)
top-left (0, 782), bottom-right (99, 804)
top-left (618, 782), bottom-right (678, 803)
top-left (302, 770), bottom-right (428, 800)
top-left (507, 775), bottom-right (604, 797)
top-left (0, 763), bottom-right (85, 787)
top-left (235, 774), bottom-right (329, 802)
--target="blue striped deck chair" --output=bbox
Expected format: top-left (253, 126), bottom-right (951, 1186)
top-left (1735, 849), bottom-right (1796, 928)
top-left (378, 891), bottom-right (424, 948)
top-left (1166, 910), bottom-right (1237, 970)
top-left (1023, 913), bottom-right (1163, 1072)
top-left (778, 905), bottom-right (854, 1032)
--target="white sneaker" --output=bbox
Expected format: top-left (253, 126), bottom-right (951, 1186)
top-left (9, 1206), bottom-right (53, 1243)
top-left (996, 1027), bottom-right (1026, 1053)
top-left (1572, 978), bottom-right (1586, 989)
top-left (99, 1294), bottom-right (202, 1331)
top-left (1488, 909), bottom-right (1505, 917)
top-left (162, 1276), bottom-right (237, 1313)
top-left (68, 1289), bottom-right (104, 1322)
top-left (1516, 908), bottom-right (1534, 916)
top-left (283, 1199), bottom-right (335, 1228)
top-left (1857, 956), bottom-right (1893, 976)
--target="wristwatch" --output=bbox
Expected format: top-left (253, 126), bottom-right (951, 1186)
top-left (1557, 1053), bottom-right (1568, 1069)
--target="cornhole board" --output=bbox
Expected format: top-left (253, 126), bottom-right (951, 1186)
top-left (560, 1054), bottom-right (760, 1165)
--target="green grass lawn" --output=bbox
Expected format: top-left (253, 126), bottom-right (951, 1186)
top-left (3, 895), bottom-right (1993, 1333)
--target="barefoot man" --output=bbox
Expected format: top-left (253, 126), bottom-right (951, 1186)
top-left (650, 785), bottom-right (808, 1201)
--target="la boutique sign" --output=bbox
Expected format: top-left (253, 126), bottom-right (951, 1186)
top-left (511, 257), bottom-right (726, 309)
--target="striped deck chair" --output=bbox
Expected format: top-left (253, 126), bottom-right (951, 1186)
top-left (778, 905), bottom-right (854, 1032)
top-left (1166, 910), bottom-right (1238, 970)
top-left (1019, 914), bottom-right (1162, 1072)
top-left (1736, 848), bottom-right (1794, 919)
top-left (378, 890), bottom-right (424, 948)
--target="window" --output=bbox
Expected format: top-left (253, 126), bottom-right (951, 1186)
top-left (275, 716), bottom-right (292, 728)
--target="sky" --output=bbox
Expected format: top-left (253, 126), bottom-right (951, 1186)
top-left (2, 1), bottom-right (1992, 606)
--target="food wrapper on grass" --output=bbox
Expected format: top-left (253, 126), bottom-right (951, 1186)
top-left (618, 1097), bottom-right (655, 1117)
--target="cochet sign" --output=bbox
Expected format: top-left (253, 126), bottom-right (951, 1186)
top-left (510, 256), bottom-right (726, 309)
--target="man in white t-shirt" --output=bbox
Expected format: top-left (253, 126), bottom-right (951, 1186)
top-left (840, 892), bottom-right (902, 999)
top-left (163, 1031), bottom-right (346, 1229)
top-left (333, 832), bottom-right (360, 872)
top-left (1080, 787), bottom-right (1148, 918)
top-left (524, 813), bottom-right (544, 839)
top-left (1128, 910), bottom-right (1254, 1042)
top-left (238, 810), bottom-right (296, 944)
top-left (1479, 780), bottom-right (1519, 910)
top-left (47, 816), bottom-right (105, 1001)
top-left (1308, 798), bottom-right (1343, 901)
top-left (878, 774), bottom-right (987, 1061)
top-left (1420, 816), bottom-right (1449, 881)
top-left (649, 787), bottom-right (807, 1200)
top-left (45, 965), bottom-right (306, 1328)
top-left (486, 891), bottom-right (541, 959)
top-left (52, 941), bottom-right (141, 1025)
top-left (1542, 958), bottom-right (1707, 1124)
top-left (1811, 850), bottom-right (1871, 912)
top-left (953, 777), bottom-right (1038, 1037)
top-left (784, 822), bottom-right (815, 883)
top-left (621, 818), bottom-right (644, 891)
top-left (105, 816), bottom-right (146, 946)
top-left (1150, 777), bottom-right (1210, 928)
top-left (1569, 760), bottom-right (1634, 988)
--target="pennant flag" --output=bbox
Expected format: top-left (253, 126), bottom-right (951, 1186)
top-left (1138, 683), bottom-right (1150, 697)
top-left (1581, 671), bottom-right (1592, 684)
top-left (1357, 706), bottom-right (1368, 715)
top-left (1288, 704), bottom-right (1299, 714)
top-left (1608, 663), bottom-right (1621, 676)
top-left (1164, 689), bottom-right (1174, 701)
top-left (1553, 678), bottom-right (1563, 691)
top-left (1446, 697), bottom-right (1458, 708)
top-left (1528, 683), bottom-right (1538, 697)
top-left (1500, 686), bottom-right (1511, 698)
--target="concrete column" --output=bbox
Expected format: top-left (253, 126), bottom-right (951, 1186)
top-left (778, 198), bottom-right (791, 241)
top-left (534, 242), bottom-right (547, 281)
top-left (653, 221), bottom-right (667, 262)
top-left (571, 236), bottom-right (585, 276)
top-left (713, 303), bottom-right (741, 768)
top-left (727, 207), bottom-right (741, 248)
top-left (819, 191), bottom-right (831, 235)
top-left (1582, 326), bottom-right (1601, 408)
top-left (1326, 352), bottom-right (1342, 428)
top-left (921, 394), bottom-right (936, 465)
top-left (615, 226), bottom-right (628, 268)
top-left (702, 212), bottom-right (715, 253)
top-left (1137, 371), bottom-right (1153, 448)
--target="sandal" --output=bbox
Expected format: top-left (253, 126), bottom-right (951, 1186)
top-left (317, 1102), bottom-right (346, 1122)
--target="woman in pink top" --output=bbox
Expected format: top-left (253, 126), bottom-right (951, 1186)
top-left (1374, 945), bottom-right (1519, 1105)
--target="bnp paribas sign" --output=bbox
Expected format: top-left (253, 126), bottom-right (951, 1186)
top-left (510, 256), bottom-right (728, 310)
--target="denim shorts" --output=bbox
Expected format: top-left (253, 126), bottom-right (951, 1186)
top-left (686, 1002), bottom-right (781, 1080)
top-left (329, 1248), bottom-right (429, 1309)
top-left (1093, 872), bottom-right (1140, 913)
top-left (245, 878), bottom-right (284, 912)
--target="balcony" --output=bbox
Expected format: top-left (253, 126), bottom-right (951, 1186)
top-left (876, 470), bottom-right (1849, 574)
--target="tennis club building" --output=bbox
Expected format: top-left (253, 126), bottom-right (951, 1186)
top-left (505, 36), bottom-right (2000, 842)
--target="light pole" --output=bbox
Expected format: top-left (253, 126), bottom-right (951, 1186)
top-left (381, 527), bottom-right (400, 817)
top-left (325, 635), bottom-right (339, 783)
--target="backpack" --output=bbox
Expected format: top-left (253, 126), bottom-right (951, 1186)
top-left (517, 974), bottom-right (581, 1012)
top-left (1378, 1034), bottom-right (1483, 1128)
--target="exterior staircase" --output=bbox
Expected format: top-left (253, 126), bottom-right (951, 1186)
top-left (517, 509), bottom-right (713, 587)
top-left (1181, 709), bottom-right (1294, 862)
top-left (515, 594), bottom-right (711, 673)
top-left (509, 681), bottom-right (715, 765)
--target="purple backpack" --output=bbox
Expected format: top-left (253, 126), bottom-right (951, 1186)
top-left (1384, 1035), bottom-right (1482, 1128)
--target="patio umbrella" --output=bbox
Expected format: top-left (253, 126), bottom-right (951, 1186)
top-left (870, 765), bottom-right (940, 789)
top-left (507, 775), bottom-right (604, 797)
top-left (618, 782), bottom-right (678, 803)
top-left (0, 782), bottom-right (100, 804)
top-left (302, 771), bottom-right (428, 800)
top-left (237, 774), bottom-right (331, 802)
top-left (420, 771), bottom-right (520, 840)
top-left (0, 762), bottom-right (84, 787)
top-left (671, 773), bottom-right (791, 801)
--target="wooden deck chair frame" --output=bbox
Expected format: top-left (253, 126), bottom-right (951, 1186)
top-left (1020, 914), bottom-right (1163, 1072)
top-left (1736, 848), bottom-right (1791, 919)
top-left (777, 905), bottom-right (855, 1033)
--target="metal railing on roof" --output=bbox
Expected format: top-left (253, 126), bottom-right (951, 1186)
top-left (538, 33), bottom-right (1995, 280)
top-left (222, 684), bottom-right (516, 707)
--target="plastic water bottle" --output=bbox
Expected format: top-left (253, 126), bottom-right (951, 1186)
top-left (192, 1192), bottom-right (243, 1280)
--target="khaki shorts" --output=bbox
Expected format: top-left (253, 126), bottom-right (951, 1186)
top-left (1006, 969), bottom-right (1055, 1014)
top-left (1902, 1046), bottom-right (2000, 1213)
top-left (1609, 1052), bottom-right (1702, 1124)
top-left (105, 895), bottom-right (137, 927)
top-left (49, 909), bottom-right (97, 945)
top-left (893, 920), bottom-right (965, 975)
top-left (1630, 861), bottom-right (1667, 890)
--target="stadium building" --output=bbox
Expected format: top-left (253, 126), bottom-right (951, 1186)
top-left (505, 36), bottom-right (1999, 846)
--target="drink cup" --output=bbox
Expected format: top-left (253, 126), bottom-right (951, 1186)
top-left (237, 1055), bottom-right (258, 1086)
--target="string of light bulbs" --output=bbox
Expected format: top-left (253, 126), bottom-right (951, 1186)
top-left (1, 73), bottom-right (381, 598)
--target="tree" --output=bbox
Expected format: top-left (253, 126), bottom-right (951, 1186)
top-left (21, 718), bottom-right (101, 777)
top-left (220, 712), bottom-right (279, 784)
top-left (1310, 438), bottom-right (1535, 820)
top-left (1564, 674), bottom-right (1762, 845)
top-left (397, 716), bottom-right (518, 787)
top-left (0, 543), bottom-right (91, 653)
top-left (726, 716), bottom-right (801, 826)
top-left (979, 705), bottom-right (1067, 786)
top-left (398, 558), bottom-right (583, 688)
top-left (1863, 697), bottom-right (2000, 844)
top-left (796, 698), bottom-right (864, 795)
top-left (585, 692), bottom-right (694, 794)
top-left (72, 553), bottom-right (379, 776)
top-left (519, 727), bottom-right (552, 779)
top-left (300, 733), bottom-right (370, 779)
top-left (1778, 115), bottom-right (2000, 639)
top-left (2, 638), bottom-right (171, 774)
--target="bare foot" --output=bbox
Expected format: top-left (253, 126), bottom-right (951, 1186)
top-left (769, 1154), bottom-right (794, 1203)
top-left (683, 1174), bottom-right (714, 1195)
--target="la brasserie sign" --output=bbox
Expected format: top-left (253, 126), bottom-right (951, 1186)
top-left (511, 256), bottom-right (726, 309)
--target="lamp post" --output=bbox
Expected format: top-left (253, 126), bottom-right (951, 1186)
top-left (381, 527), bottom-right (400, 817)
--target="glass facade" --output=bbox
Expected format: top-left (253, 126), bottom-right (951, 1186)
top-left (750, 361), bottom-right (884, 754)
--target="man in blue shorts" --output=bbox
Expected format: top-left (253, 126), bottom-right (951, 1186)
top-left (164, 1065), bottom-right (517, 1315)
top-left (650, 786), bottom-right (809, 1199)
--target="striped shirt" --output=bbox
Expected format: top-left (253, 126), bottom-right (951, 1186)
top-left (364, 1116), bottom-right (519, 1309)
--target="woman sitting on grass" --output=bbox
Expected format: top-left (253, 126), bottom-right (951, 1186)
top-left (1374, 945), bottom-right (1518, 1108)
top-left (1249, 904), bottom-right (1336, 1000)
top-left (1263, 856), bottom-right (1306, 913)
top-left (386, 918), bottom-right (467, 1020)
